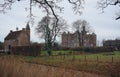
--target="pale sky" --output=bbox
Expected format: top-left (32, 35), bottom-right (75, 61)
top-left (0, 0), bottom-right (120, 46)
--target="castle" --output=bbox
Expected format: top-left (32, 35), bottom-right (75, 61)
top-left (4, 23), bottom-right (30, 50)
top-left (62, 26), bottom-right (96, 48)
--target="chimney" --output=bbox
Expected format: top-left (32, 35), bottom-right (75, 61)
top-left (22, 28), bottom-right (25, 31)
top-left (10, 30), bottom-right (13, 33)
top-left (16, 27), bottom-right (18, 31)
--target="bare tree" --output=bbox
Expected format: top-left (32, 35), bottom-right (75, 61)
top-left (72, 19), bottom-right (92, 33)
top-left (72, 19), bottom-right (92, 46)
top-left (36, 16), bottom-right (67, 55)
top-left (97, 0), bottom-right (120, 20)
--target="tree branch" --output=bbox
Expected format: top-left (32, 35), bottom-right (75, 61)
top-left (68, 0), bottom-right (78, 5)
top-left (116, 16), bottom-right (120, 20)
top-left (33, 0), bottom-right (45, 4)
top-left (98, 0), bottom-right (120, 20)
top-left (108, 0), bottom-right (120, 5)
top-left (44, 0), bottom-right (58, 22)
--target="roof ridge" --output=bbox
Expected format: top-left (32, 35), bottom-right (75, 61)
top-left (4, 30), bottom-right (22, 40)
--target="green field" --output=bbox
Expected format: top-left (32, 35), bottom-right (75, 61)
top-left (23, 51), bottom-right (120, 63)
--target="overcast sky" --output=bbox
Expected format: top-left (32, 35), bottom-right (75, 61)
top-left (0, 0), bottom-right (120, 45)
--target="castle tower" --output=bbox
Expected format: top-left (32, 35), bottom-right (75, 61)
top-left (26, 22), bottom-right (30, 31)
top-left (26, 22), bottom-right (30, 43)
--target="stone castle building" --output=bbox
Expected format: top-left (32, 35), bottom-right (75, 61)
top-left (4, 23), bottom-right (30, 50)
top-left (62, 26), bottom-right (96, 48)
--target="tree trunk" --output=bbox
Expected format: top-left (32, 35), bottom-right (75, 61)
top-left (47, 39), bottom-right (52, 56)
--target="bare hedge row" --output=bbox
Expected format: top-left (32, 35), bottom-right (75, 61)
top-left (11, 45), bottom-right (41, 56)
top-left (58, 47), bottom-right (115, 53)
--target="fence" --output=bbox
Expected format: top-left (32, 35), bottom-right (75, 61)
top-left (11, 45), bottom-right (41, 56)
top-left (43, 54), bottom-right (120, 64)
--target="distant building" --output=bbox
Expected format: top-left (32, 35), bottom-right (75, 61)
top-left (4, 23), bottom-right (30, 50)
top-left (61, 26), bottom-right (96, 48)
top-left (103, 39), bottom-right (120, 50)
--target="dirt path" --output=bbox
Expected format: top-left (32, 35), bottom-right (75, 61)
top-left (33, 64), bottom-right (107, 77)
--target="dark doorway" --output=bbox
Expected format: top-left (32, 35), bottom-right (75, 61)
top-left (8, 45), bottom-right (11, 54)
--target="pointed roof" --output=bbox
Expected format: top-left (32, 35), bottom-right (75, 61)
top-left (26, 22), bottom-right (30, 30)
top-left (4, 31), bottom-right (22, 40)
